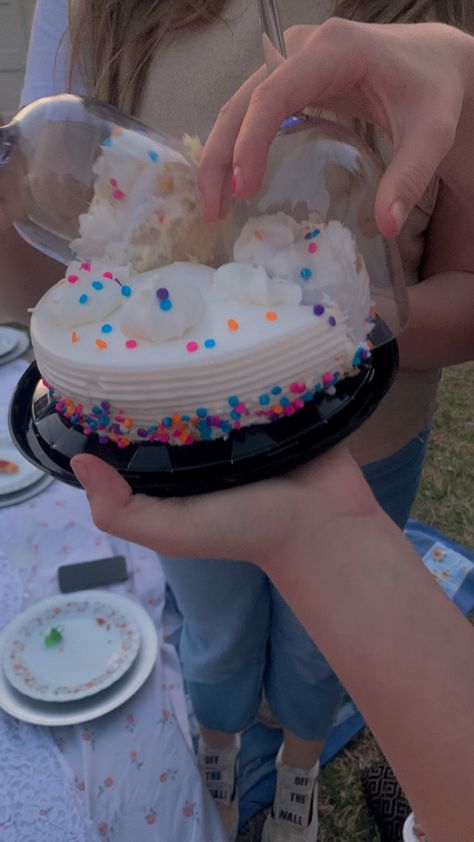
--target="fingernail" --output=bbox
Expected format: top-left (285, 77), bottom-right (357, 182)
top-left (71, 458), bottom-right (89, 488)
top-left (232, 165), bottom-right (244, 197)
top-left (389, 200), bottom-right (407, 234)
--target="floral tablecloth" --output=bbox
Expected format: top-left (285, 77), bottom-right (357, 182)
top-left (0, 358), bottom-right (225, 842)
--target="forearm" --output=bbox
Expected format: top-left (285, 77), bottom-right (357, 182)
top-left (0, 227), bottom-right (62, 324)
top-left (269, 511), bottom-right (474, 842)
top-left (397, 272), bottom-right (474, 369)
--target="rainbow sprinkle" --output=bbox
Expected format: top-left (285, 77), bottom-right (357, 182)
top-left (46, 340), bottom-right (372, 447)
top-left (305, 229), bottom-right (320, 240)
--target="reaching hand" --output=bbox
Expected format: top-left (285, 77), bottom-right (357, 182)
top-left (199, 20), bottom-right (473, 237)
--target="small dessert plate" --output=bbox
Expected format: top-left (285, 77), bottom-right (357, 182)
top-left (0, 472), bottom-right (54, 508)
top-left (0, 435), bottom-right (45, 495)
top-left (0, 328), bottom-right (30, 366)
top-left (0, 327), bottom-right (18, 357)
top-left (2, 591), bottom-right (141, 702)
top-left (0, 594), bottom-right (157, 725)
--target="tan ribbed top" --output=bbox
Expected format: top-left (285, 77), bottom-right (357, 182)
top-left (137, 0), bottom-right (440, 465)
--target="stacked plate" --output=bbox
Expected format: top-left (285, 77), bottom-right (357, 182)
top-left (0, 434), bottom-right (54, 507)
top-left (0, 325), bottom-right (30, 367)
top-left (0, 590), bottom-right (158, 724)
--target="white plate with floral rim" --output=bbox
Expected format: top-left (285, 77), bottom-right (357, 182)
top-left (0, 596), bottom-right (157, 725)
top-left (2, 591), bottom-right (141, 702)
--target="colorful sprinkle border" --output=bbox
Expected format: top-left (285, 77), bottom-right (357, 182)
top-left (41, 345), bottom-right (370, 448)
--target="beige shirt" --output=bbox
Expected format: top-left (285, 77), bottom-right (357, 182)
top-left (137, 0), bottom-right (440, 465)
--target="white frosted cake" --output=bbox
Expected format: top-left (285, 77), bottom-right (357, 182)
top-left (30, 129), bottom-right (374, 448)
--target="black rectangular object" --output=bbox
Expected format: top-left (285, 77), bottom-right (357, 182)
top-left (58, 555), bottom-right (128, 593)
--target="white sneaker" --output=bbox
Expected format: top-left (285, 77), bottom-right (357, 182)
top-left (197, 735), bottom-right (240, 842)
top-left (262, 744), bottom-right (319, 842)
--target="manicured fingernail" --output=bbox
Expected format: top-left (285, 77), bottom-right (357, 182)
top-left (71, 458), bottom-right (89, 488)
top-left (232, 166), bottom-right (244, 197)
top-left (389, 200), bottom-right (407, 234)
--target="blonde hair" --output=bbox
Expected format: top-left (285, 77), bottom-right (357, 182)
top-left (69, 0), bottom-right (474, 115)
top-left (68, 0), bottom-right (229, 115)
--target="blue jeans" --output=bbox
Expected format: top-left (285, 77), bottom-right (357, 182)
top-left (161, 430), bottom-right (430, 740)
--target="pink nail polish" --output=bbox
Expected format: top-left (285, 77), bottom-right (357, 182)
top-left (390, 200), bottom-right (407, 234)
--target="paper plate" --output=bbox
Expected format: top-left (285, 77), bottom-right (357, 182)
top-left (0, 594), bottom-right (157, 725)
top-left (2, 591), bottom-right (141, 702)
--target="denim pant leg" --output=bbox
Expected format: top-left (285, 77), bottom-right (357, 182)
top-left (266, 582), bottom-right (344, 740)
top-left (160, 556), bottom-right (270, 733)
top-left (264, 430), bottom-right (431, 740)
top-left (362, 429), bottom-right (431, 529)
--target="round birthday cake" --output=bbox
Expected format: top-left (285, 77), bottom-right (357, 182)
top-left (30, 128), bottom-right (374, 448)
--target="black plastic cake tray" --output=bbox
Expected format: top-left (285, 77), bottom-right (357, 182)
top-left (9, 335), bottom-right (399, 497)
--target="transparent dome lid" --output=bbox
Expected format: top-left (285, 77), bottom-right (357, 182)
top-left (227, 113), bottom-right (408, 351)
top-left (0, 92), bottom-right (407, 354)
top-left (0, 94), bottom-right (219, 273)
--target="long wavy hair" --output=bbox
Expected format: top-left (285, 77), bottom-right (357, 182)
top-left (68, 0), bottom-right (229, 114)
top-left (68, 0), bottom-right (474, 115)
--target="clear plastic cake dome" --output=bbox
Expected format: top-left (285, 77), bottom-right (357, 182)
top-left (0, 95), bottom-right (219, 272)
top-left (0, 92), bottom-right (407, 354)
top-left (226, 112), bottom-right (408, 352)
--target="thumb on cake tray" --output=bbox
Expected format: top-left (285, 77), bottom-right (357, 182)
top-left (70, 446), bottom-right (375, 565)
top-left (199, 20), bottom-right (471, 237)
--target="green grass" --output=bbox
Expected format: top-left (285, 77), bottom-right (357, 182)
top-left (238, 362), bottom-right (474, 842)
